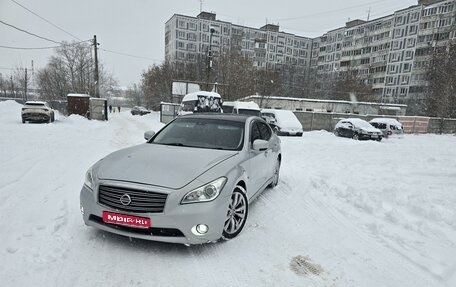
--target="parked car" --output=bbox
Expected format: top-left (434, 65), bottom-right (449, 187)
top-left (369, 118), bottom-right (404, 138)
top-left (221, 101), bottom-right (235, 114)
top-left (261, 109), bottom-right (303, 136)
top-left (80, 113), bottom-right (282, 245)
top-left (21, 101), bottom-right (55, 123)
top-left (334, 118), bottom-right (383, 141)
top-left (177, 91), bottom-right (222, 115)
top-left (222, 101), bottom-right (261, 117)
top-left (131, 106), bottom-right (151, 116)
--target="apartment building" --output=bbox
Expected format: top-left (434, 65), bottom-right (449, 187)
top-left (310, 0), bottom-right (455, 103)
top-left (165, 0), bottom-right (455, 104)
top-left (165, 12), bottom-right (313, 70)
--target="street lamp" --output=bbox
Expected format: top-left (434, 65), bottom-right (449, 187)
top-left (207, 26), bottom-right (216, 89)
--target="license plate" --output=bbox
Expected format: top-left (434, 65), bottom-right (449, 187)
top-left (371, 135), bottom-right (378, 138)
top-left (102, 211), bottom-right (150, 229)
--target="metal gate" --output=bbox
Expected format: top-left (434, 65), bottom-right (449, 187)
top-left (160, 102), bottom-right (180, 124)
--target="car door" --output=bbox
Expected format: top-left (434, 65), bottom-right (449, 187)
top-left (247, 120), bottom-right (270, 197)
top-left (257, 121), bottom-right (275, 181)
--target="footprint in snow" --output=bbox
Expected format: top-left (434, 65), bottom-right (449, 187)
top-left (290, 255), bottom-right (324, 276)
top-left (6, 247), bottom-right (18, 254)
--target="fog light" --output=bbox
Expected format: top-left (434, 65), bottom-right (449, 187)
top-left (196, 224), bottom-right (208, 234)
top-left (191, 224), bottom-right (209, 235)
top-left (80, 205), bottom-right (84, 215)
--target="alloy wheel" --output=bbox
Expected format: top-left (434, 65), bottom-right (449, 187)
top-left (223, 187), bottom-right (248, 239)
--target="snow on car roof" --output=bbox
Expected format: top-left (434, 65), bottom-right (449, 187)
top-left (182, 91), bottom-right (221, 102)
top-left (370, 118), bottom-right (402, 126)
top-left (235, 101), bottom-right (260, 110)
top-left (261, 109), bottom-right (302, 128)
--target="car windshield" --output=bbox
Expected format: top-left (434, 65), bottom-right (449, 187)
top-left (238, 109), bottom-right (261, 117)
top-left (151, 117), bottom-right (244, 150)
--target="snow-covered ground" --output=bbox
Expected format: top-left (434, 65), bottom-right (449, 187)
top-left (1, 100), bottom-right (455, 287)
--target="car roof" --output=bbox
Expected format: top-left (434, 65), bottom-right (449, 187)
top-left (180, 113), bottom-right (256, 123)
top-left (339, 118), bottom-right (368, 123)
top-left (370, 118), bottom-right (402, 125)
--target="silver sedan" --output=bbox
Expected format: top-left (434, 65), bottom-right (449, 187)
top-left (80, 114), bottom-right (282, 244)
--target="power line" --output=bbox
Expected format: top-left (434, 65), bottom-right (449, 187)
top-left (0, 44), bottom-right (60, 50)
top-left (0, 19), bottom-right (61, 44)
top-left (101, 48), bottom-right (162, 62)
top-left (9, 0), bottom-right (82, 41)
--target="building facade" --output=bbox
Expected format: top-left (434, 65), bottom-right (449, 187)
top-left (165, 12), bottom-right (313, 70)
top-left (165, 0), bottom-right (455, 104)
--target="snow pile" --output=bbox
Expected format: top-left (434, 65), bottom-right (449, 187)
top-left (1, 99), bottom-right (455, 287)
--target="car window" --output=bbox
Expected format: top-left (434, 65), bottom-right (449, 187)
top-left (250, 122), bottom-right (261, 143)
top-left (371, 122), bottom-right (378, 128)
top-left (257, 122), bottom-right (271, 141)
top-left (151, 118), bottom-right (244, 150)
top-left (379, 123), bottom-right (387, 129)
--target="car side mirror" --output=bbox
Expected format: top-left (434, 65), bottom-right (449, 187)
top-left (144, 130), bottom-right (155, 141)
top-left (252, 139), bottom-right (268, 151)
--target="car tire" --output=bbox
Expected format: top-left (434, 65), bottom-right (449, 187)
top-left (334, 130), bottom-right (339, 137)
top-left (222, 186), bottom-right (248, 240)
top-left (377, 138), bottom-right (382, 142)
top-left (22, 119), bottom-right (26, 124)
top-left (51, 114), bottom-right (55, 122)
top-left (352, 134), bottom-right (359, 140)
top-left (268, 159), bottom-right (281, 188)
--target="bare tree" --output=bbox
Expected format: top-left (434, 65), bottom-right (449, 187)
top-left (424, 44), bottom-right (456, 118)
top-left (36, 41), bottom-right (117, 101)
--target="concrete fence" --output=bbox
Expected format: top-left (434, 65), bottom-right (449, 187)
top-left (293, 111), bottom-right (456, 134)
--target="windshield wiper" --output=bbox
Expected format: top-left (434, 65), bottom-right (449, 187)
top-left (158, 142), bottom-right (186, 146)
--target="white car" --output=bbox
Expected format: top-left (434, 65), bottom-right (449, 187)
top-left (369, 118), bottom-right (404, 138)
top-left (222, 101), bottom-right (261, 117)
top-left (21, 101), bottom-right (55, 123)
top-left (261, 109), bottom-right (303, 136)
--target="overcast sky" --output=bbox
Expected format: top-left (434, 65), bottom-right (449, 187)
top-left (1, 0), bottom-right (418, 87)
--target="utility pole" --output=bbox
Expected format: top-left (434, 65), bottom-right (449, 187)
top-left (206, 27), bottom-right (215, 91)
top-left (10, 75), bottom-right (14, 98)
top-left (93, 35), bottom-right (100, 98)
top-left (24, 68), bottom-right (28, 101)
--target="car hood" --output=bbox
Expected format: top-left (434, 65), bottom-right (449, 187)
top-left (358, 126), bottom-right (382, 133)
top-left (95, 144), bottom-right (238, 189)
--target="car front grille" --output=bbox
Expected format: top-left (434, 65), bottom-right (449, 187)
top-left (98, 185), bottom-right (167, 213)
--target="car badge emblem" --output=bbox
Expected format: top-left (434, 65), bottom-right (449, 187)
top-left (120, 194), bottom-right (132, 206)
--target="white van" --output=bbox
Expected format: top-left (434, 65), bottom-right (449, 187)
top-left (261, 109), bottom-right (303, 136)
top-left (222, 101), bottom-right (261, 117)
top-left (178, 91), bottom-right (222, 115)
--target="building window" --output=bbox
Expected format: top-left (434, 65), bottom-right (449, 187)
top-left (177, 41), bottom-right (185, 50)
top-left (178, 20), bottom-right (186, 29)
top-left (188, 22), bottom-right (197, 30)
top-left (405, 50), bottom-right (414, 60)
top-left (403, 63), bottom-right (411, 72)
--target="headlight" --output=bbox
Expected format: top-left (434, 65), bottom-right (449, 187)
top-left (84, 167), bottom-right (94, 190)
top-left (181, 177), bottom-right (227, 204)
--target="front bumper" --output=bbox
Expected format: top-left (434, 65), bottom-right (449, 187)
top-left (80, 183), bottom-right (230, 245)
top-left (359, 133), bottom-right (382, 140)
